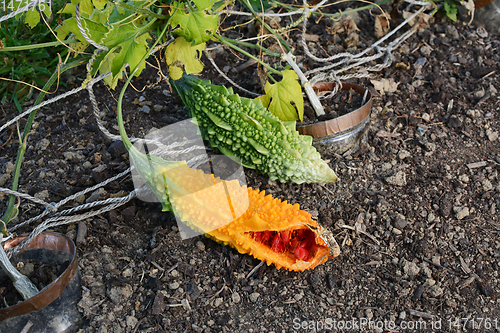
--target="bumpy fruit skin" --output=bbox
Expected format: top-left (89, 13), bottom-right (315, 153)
top-left (158, 162), bottom-right (340, 271)
top-left (171, 75), bottom-right (338, 184)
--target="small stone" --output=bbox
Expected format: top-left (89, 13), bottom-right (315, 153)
top-left (399, 311), bottom-right (407, 320)
top-left (483, 179), bottom-right (493, 191)
top-left (19, 262), bottom-right (34, 276)
top-left (151, 290), bottom-right (165, 315)
top-left (427, 213), bottom-right (436, 223)
top-left (140, 105), bottom-right (151, 114)
top-left (386, 171), bottom-right (407, 186)
top-left (34, 190), bottom-right (50, 202)
top-left (459, 174), bottom-right (469, 183)
top-left (249, 292), bottom-right (260, 302)
top-left (75, 194), bottom-right (86, 204)
top-left (421, 113), bottom-right (430, 122)
top-left (186, 283), bottom-right (201, 301)
top-left (196, 241), bottom-right (205, 251)
top-left (446, 299), bottom-right (457, 308)
top-left (169, 282), bottom-right (180, 290)
top-left (403, 260), bottom-right (420, 277)
top-left (428, 285), bottom-right (443, 297)
top-left (445, 25), bottom-right (460, 39)
top-left (448, 115), bottom-right (462, 129)
top-left (35, 138), bottom-right (50, 151)
top-left (214, 297), bottom-right (223, 307)
top-left (126, 316), bottom-right (138, 328)
top-left (394, 213), bottom-right (407, 229)
top-left (453, 206), bottom-right (469, 220)
top-left (392, 228), bottom-right (402, 235)
top-left (76, 222), bottom-right (88, 245)
top-left (420, 45), bottom-right (432, 57)
top-left (486, 129), bottom-right (499, 142)
top-left (398, 150), bottom-right (411, 160)
top-left (365, 308), bottom-right (373, 320)
top-left (86, 188), bottom-right (106, 203)
top-left (0, 174), bottom-right (9, 186)
top-left (83, 161), bottom-right (92, 169)
top-left (63, 151), bottom-right (84, 163)
top-left (4, 162), bottom-right (14, 175)
top-left (232, 292), bottom-right (241, 303)
top-left (108, 140), bottom-right (127, 159)
top-left (294, 293), bottom-right (303, 301)
top-left (122, 268), bottom-right (133, 278)
top-left (153, 104), bottom-right (164, 112)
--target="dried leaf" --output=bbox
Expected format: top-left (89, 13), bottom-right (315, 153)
top-left (374, 13), bottom-right (391, 38)
top-left (402, 11), bottom-right (432, 29)
top-left (370, 78), bottom-right (399, 95)
top-left (325, 15), bottom-right (359, 35)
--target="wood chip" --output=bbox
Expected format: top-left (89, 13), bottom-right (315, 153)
top-left (467, 161), bottom-right (487, 169)
top-left (459, 276), bottom-right (476, 290)
top-left (376, 130), bottom-right (400, 138)
top-left (408, 309), bottom-right (434, 319)
top-left (304, 33), bottom-right (319, 42)
top-left (459, 257), bottom-right (471, 274)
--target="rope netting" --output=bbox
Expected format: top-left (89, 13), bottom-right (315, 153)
top-left (0, 0), bottom-right (432, 255)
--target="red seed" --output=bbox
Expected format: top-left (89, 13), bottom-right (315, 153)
top-left (299, 238), bottom-right (313, 250)
top-left (289, 238), bottom-right (300, 251)
top-left (261, 230), bottom-right (273, 243)
top-left (280, 230), bottom-right (290, 244)
top-left (295, 229), bottom-right (306, 239)
top-left (294, 247), bottom-right (309, 261)
top-left (254, 232), bottom-right (263, 242)
top-left (271, 234), bottom-right (285, 253)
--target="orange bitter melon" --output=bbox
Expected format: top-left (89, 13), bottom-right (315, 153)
top-left (158, 162), bottom-right (340, 271)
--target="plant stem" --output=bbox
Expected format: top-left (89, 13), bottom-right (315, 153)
top-left (0, 58), bottom-right (88, 230)
top-left (242, 0), bottom-right (292, 53)
top-left (213, 33), bottom-right (282, 77)
top-left (117, 18), bottom-right (170, 150)
top-left (217, 35), bottom-right (282, 58)
top-left (0, 234), bottom-right (39, 301)
top-left (282, 52), bottom-right (324, 116)
top-left (271, 0), bottom-right (393, 19)
top-left (0, 39), bottom-right (79, 52)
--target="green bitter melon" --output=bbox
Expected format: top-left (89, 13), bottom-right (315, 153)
top-left (171, 75), bottom-right (338, 184)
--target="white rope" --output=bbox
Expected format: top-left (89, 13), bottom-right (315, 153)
top-left (0, 72), bottom-right (111, 135)
top-left (0, 188), bottom-right (56, 212)
top-left (204, 49), bottom-right (260, 97)
top-left (75, 3), bottom-right (109, 51)
top-left (7, 191), bottom-right (136, 256)
top-left (0, 0), bottom-right (38, 23)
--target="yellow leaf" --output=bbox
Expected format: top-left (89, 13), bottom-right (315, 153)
top-left (261, 70), bottom-right (304, 122)
top-left (165, 37), bottom-right (205, 80)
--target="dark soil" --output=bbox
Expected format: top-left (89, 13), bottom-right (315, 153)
top-left (1, 4), bottom-right (500, 333)
top-left (303, 88), bottom-right (366, 124)
top-left (0, 250), bottom-right (70, 308)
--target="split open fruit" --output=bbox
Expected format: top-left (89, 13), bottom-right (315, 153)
top-left (160, 163), bottom-right (340, 271)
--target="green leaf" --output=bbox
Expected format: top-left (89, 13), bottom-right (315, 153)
top-left (25, 9), bottom-right (40, 28)
top-left (444, 0), bottom-right (457, 22)
top-left (92, 0), bottom-right (107, 10)
top-left (109, 30), bottom-right (150, 82)
top-left (258, 70), bottom-right (304, 122)
top-left (165, 37), bottom-right (205, 80)
top-left (240, 0), bottom-right (271, 12)
top-left (193, 0), bottom-right (215, 10)
top-left (170, 1), bottom-right (218, 44)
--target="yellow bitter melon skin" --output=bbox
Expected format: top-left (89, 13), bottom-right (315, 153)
top-left (159, 163), bottom-right (340, 271)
